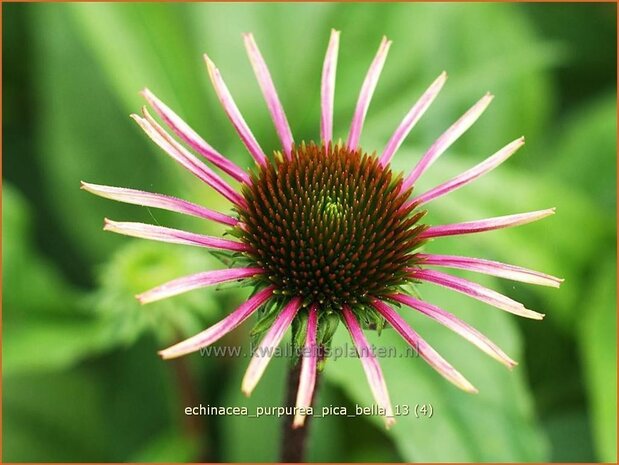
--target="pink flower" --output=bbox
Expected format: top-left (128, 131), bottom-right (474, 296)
top-left (83, 30), bottom-right (562, 428)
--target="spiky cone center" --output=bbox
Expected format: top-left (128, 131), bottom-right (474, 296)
top-left (238, 142), bottom-right (428, 311)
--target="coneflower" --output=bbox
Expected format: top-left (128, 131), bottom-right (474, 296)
top-left (83, 30), bottom-right (561, 433)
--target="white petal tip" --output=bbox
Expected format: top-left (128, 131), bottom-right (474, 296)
top-left (158, 349), bottom-right (176, 360)
top-left (241, 387), bottom-right (252, 398)
top-left (204, 54), bottom-right (215, 69)
top-left (506, 360), bottom-right (519, 370)
top-left (292, 416), bottom-right (306, 429)
top-left (384, 417), bottom-right (396, 429)
top-left (524, 309), bottom-right (545, 320)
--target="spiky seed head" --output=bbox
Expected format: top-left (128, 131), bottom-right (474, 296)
top-left (239, 142), bottom-right (428, 311)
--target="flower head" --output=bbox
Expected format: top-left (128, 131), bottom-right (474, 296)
top-left (83, 30), bottom-right (562, 429)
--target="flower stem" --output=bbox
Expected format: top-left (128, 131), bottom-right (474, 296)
top-left (280, 355), bottom-right (322, 462)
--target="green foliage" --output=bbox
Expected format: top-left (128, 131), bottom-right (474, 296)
top-left (579, 258), bottom-right (617, 462)
top-left (3, 2), bottom-right (616, 462)
top-left (3, 184), bottom-right (106, 376)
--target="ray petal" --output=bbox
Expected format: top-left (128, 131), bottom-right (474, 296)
top-left (347, 36), bottom-right (392, 150)
top-left (81, 182), bottom-right (237, 227)
top-left (321, 29), bottom-right (340, 144)
top-left (409, 268), bottom-right (544, 319)
top-left (204, 54), bottom-right (268, 166)
top-left (379, 72), bottom-right (447, 166)
top-left (372, 299), bottom-right (478, 393)
top-left (241, 297), bottom-right (303, 396)
top-left (410, 137), bottom-right (525, 206)
top-left (103, 219), bottom-right (249, 253)
top-left (342, 305), bottom-right (395, 428)
top-left (389, 294), bottom-right (517, 368)
top-left (417, 253), bottom-right (563, 288)
top-left (141, 88), bottom-right (250, 183)
top-left (293, 305), bottom-right (319, 429)
top-left (137, 267), bottom-right (263, 304)
top-left (132, 111), bottom-right (246, 207)
top-left (401, 93), bottom-right (494, 191)
top-left (243, 33), bottom-right (294, 157)
top-left (419, 208), bottom-right (556, 240)
top-left (158, 286), bottom-right (274, 359)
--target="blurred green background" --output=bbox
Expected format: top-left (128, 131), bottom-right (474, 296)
top-left (3, 2), bottom-right (616, 462)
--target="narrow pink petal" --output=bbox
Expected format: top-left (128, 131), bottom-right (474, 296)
top-left (242, 297), bottom-right (303, 396)
top-left (141, 88), bottom-right (250, 184)
top-left (80, 182), bottom-right (237, 227)
top-left (132, 111), bottom-right (246, 208)
top-left (103, 219), bottom-right (249, 253)
top-left (321, 29), bottom-right (340, 144)
top-left (341, 305), bottom-right (395, 428)
top-left (410, 268), bottom-right (544, 319)
top-left (243, 33), bottom-right (294, 157)
top-left (293, 305), bottom-right (319, 429)
top-left (410, 137), bottom-right (525, 206)
top-left (136, 267), bottom-right (263, 304)
top-left (401, 93), bottom-right (494, 191)
top-left (346, 36), bottom-right (392, 150)
top-left (379, 72), bottom-right (447, 166)
top-left (389, 293), bottom-right (517, 368)
top-left (417, 253), bottom-right (563, 288)
top-left (419, 208), bottom-right (556, 240)
top-left (372, 299), bottom-right (478, 393)
top-left (159, 286), bottom-right (274, 359)
top-left (204, 54), bottom-right (268, 166)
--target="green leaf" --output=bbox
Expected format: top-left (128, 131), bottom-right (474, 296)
top-left (91, 240), bottom-right (242, 347)
top-left (2, 184), bottom-right (108, 376)
top-left (579, 258), bottom-right (617, 462)
top-left (3, 337), bottom-right (185, 462)
top-left (544, 94), bottom-right (616, 213)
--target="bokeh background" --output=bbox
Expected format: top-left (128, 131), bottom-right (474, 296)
top-left (3, 2), bottom-right (616, 462)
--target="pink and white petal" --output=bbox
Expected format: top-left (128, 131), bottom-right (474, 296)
top-left (103, 219), bottom-right (249, 253)
top-left (417, 253), bottom-right (563, 288)
top-left (346, 37), bottom-right (392, 150)
top-left (410, 268), bottom-right (544, 319)
top-left (132, 112), bottom-right (246, 207)
top-left (372, 299), bottom-right (478, 393)
top-left (243, 33), bottom-right (294, 157)
top-left (141, 88), bottom-right (250, 183)
top-left (293, 305), bottom-right (319, 429)
top-left (81, 182), bottom-right (237, 227)
top-left (341, 305), bottom-right (395, 428)
top-left (419, 208), bottom-right (556, 240)
top-left (401, 93), bottom-right (494, 191)
top-left (411, 137), bottom-right (525, 206)
top-left (159, 286), bottom-right (274, 359)
top-left (389, 293), bottom-right (517, 368)
top-left (242, 297), bottom-right (303, 396)
top-left (136, 267), bottom-right (263, 304)
top-left (380, 72), bottom-right (447, 166)
top-left (321, 29), bottom-right (340, 144)
top-left (204, 55), bottom-right (268, 166)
